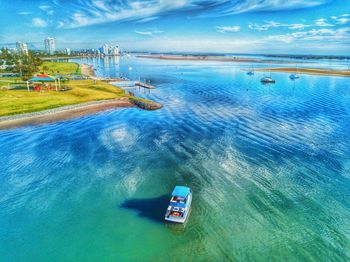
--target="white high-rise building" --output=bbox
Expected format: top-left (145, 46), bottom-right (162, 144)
top-left (45, 37), bottom-right (56, 55)
top-left (111, 46), bottom-right (120, 56)
top-left (101, 44), bottom-right (120, 56)
top-left (64, 48), bottom-right (71, 56)
top-left (16, 42), bottom-right (28, 56)
top-left (102, 44), bottom-right (109, 55)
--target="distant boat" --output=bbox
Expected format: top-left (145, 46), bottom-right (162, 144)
top-left (261, 76), bottom-right (275, 83)
top-left (165, 186), bottom-right (192, 224)
top-left (289, 73), bottom-right (300, 80)
top-left (261, 70), bottom-right (276, 83)
top-left (290, 64), bottom-right (300, 80)
top-left (247, 65), bottom-right (254, 75)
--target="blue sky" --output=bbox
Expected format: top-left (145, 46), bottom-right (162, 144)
top-left (0, 0), bottom-right (349, 54)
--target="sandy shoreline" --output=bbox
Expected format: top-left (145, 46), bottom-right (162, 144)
top-left (137, 54), bottom-right (298, 64)
top-left (246, 67), bottom-right (350, 77)
top-left (81, 64), bottom-right (95, 77)
top-left (0, 99), bottom-right (134, 130)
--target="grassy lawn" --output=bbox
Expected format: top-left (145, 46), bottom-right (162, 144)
top-left (0, 80), bottom-right (128, 116)
top-left (0, 77), bottom-right (25, 87)
top-left (38, 61), bottom-right (81, 75)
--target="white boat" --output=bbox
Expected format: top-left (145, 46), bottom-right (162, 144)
top-left (261, 76), bottom-right (275, 83)
top-left (165, 186), bottom-right (192, 224)
top-left (247, 65), bottom-right (254, 75)
top-left (261, 70), bottom-right (276, 83)
top-left (290, 65), bottom-right (300, 80)
top-left (289, 73), bottom-right (300, 80)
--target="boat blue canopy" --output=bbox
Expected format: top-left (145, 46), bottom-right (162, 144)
top-left (170, 202), bottom-right (186, 208)
top-left (171, 186), bottom-right (190, 198)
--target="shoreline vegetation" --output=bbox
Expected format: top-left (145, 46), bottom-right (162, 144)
top-left (244, 67), bottom-right (350, 77)
top-left (137, 54), bottom-right (299, 64)
top-left (39, 61), bottom-right (81, 75)
top-left (0, 80), bottom-right (129, 116)
top-left (0, 61), bottom-right (162, 129)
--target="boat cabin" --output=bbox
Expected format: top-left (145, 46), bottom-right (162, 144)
top-left (165, 186), bottom-right (192, 223)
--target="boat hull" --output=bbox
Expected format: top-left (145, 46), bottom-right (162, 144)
top-left (261, 77), bottom-right (275, 83)
top-left (290, 75), bottom-right (300, 80)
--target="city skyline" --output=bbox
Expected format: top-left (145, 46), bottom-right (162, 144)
top-left (1, 36), bottom-right (121, 58)
top-left (0, 0), bottom-right (350, 55)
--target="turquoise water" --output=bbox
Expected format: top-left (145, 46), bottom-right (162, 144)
top-left (1, 56), bottom-right (350, 261)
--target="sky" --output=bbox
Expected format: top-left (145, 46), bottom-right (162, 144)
top-left (0, 0), bottom-right (349, 55)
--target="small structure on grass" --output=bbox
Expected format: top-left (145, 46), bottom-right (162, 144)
top-left (27, 74), bottom-right (61, 92)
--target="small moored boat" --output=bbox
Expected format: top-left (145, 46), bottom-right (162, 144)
top-left (289, 73), bottom-right (300, 80)
top-left (261, 76), bottom-right (276, 83)
top-left (165, 186), bottom-right (192, 224)
top-left (290, 64), bottom-right (300, 80)
top-left (247, 65), bottom-right (254, 75)
top-left (261, 69), bottom-right (276, 84)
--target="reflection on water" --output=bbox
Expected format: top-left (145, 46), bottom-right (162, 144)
top-left (0, 56), bottom-right (350, 261)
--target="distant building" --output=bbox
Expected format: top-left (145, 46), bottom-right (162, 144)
top-left (111, 46), bottom-right (120, 56)
top-left (45, 37), bottom-right (56, 55)
top-left (101, 44), bottom-right (120, 56)
top-left (102, 44), bottom-right (109, 55)
top-left (16, 41), bottom-right (28, 55)
top-left (64, 48), bottom-right (71, 56)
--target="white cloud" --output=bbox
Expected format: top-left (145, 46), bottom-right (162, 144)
top-left (135, 30), bottom-right (164, 36)
top-left (267, 34), bottom-right (296, 43)
top-left (58, 0), bottom-right (330, 28)
top-left (248, 21), bottom-right (281, 31)
top-left (91, 1), bottom-right (109, 12)
top-left (267, 27), bottom-right (350, 43)
top-left (249, 15), bottom-right (349, 33)
top-left (331, 15), bottom-right (350, 25)
top-left (337, 18), bottom-right (350, 24)
top-left (315, 18), bottom-right (333, 27)
top-left (288, 23), bottom-right (310, 29)
top-left (32, 18), bottom-right (47, 27)
top-left (248, 21), bottom-right (310, 31)
top-left (136, 16), bottom-right (159, 23)
top-left (39, 4), bottom-right (54, 15)
top-left (222, 0), bottom-right (329, 15)
top-left (216, 26), bottom-right (240, 33)
top-left (39, 5), bottom-right (51, 11)
top-left (57, 21), bottom-right (65, 28)
top-left (19, 11), bottom-right (31, 15)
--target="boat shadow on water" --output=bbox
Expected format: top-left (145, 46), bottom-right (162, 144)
top-left (120, 195), bottom-right (190, 232)
top-left (120, 195), bottom-right (169, 223)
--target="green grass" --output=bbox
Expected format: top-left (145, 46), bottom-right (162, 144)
top-left (38, 61), bottom-right (80, 75)
top-left (0, 77), bottom-right (24, 87)
top-left (0, 80), bottom-right (129, 116)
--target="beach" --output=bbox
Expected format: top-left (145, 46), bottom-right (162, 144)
top-left (0, 98), bottom-right (133, 129)
top-left (137, 54), bottom-right (298, 64)
top-left (81, 63), bottom-right (95, 77)
top-left (247, 67), bottom-right (350, 77)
